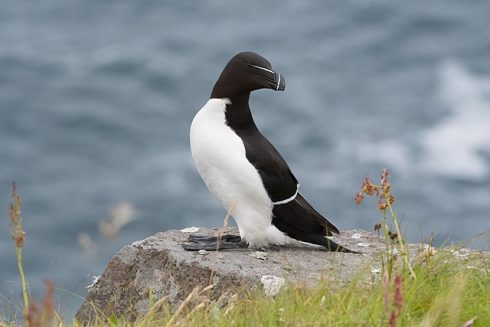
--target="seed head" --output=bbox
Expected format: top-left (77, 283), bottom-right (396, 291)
top-left (361, 176), bottom-right (376, 196)
top-left (9, 182), bottom-right (25, 248)
top-left (377, 199), bottom-right (388, 212)
top-left (354, 192), bottom-right (364, 205)
top-left (381, 169), bottom-right (389, 186)
top-left (388, 231), bottom-right (398, 240)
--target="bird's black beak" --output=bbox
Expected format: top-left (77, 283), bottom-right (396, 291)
top-left (249, 64), bottom-right (286, 91)
top-left (265, 69), bottom-right (286, 91)
top-left (274, 72), bottom-right (286, 91)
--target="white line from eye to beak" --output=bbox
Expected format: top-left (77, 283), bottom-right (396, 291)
top-left (249, 64), bottom-right (275, 75)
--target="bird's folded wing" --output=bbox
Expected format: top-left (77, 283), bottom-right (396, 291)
top-left (241, 132), bottom-right (298, 203)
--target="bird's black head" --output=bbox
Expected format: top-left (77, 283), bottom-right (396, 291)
top-left (210, 51), bottom-right (286, 99)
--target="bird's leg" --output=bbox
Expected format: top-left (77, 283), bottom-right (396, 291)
top-left (182, 233), bottom-right (247, 251)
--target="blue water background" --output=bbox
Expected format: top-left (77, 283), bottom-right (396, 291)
top-left (1, 0), bottom-right (490, 319)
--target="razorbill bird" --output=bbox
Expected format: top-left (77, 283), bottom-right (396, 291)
top-left (187, 51), bottom-right (354, 252)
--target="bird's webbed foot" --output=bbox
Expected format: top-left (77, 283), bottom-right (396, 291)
top-left (182, 233), bottom-right (247, 251)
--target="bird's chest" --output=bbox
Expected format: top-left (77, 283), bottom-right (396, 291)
top-left (190, 99), bottom-right (270, 207)
top-left (190, 103), bottom-right (245, 177)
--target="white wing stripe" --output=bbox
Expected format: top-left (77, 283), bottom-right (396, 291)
top-left (272, 184), bottom-right (299, 205)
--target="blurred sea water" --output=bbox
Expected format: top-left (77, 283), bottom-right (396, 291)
top-left (1, 0), bottom-right (489, 319)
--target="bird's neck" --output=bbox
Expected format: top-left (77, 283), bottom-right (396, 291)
top-left (218, 93), bottom-right (258, 131)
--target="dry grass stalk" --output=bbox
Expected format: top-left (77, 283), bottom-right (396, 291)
top-left (25, 280), bottom-right (55, 327)
top-left (388, 274), bottom-right (404, 327)
top-left (165, 285), bottom-right (214, 327)
top-left (355, 169), bottom-right (416, 278)
top-left (8, 182), bottom-right (29, 322)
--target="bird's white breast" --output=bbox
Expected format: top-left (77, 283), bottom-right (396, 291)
top-left (190, 98), bottom-right (289, 246)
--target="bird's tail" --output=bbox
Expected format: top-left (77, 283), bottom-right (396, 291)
top-left (322, 237), bottom-right (359, 254)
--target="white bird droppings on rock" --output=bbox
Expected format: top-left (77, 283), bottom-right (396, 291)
top-left (251, 251), bottom-right (269, 260)
top-left (357, 242), bottom-right (370, 247)
top-left (351, 233), bottom-right (362, 239)
top-left (86, 275), bottom-right (100, 290)
top-left (180, 227), bottom-right (200, 233)
top-left (198, 249), bottom-right (208, 256)
top-left (260, 275), bottom-right (285, 296)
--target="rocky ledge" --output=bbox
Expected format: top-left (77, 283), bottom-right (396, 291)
top-left (75, 227), bottom-right (429, 322)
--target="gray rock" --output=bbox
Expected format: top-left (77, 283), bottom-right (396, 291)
top-left (74, 228), bottom-right (413, 322)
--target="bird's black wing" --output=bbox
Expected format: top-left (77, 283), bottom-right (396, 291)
top-left (240, 130), bottom-right (341, 237)
top-left (240, 130), bottom-right (298, 203)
